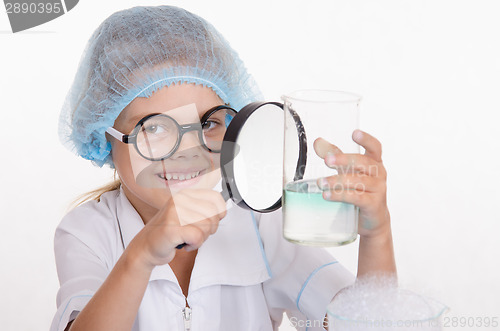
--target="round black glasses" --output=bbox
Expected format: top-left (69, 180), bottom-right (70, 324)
top-left (106, 105), bottom-right (237, 161)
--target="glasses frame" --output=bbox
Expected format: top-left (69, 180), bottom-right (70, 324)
top-left (106, 105), bottom-right (237, 161)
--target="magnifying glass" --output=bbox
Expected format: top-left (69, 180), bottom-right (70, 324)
top-left (176, 101), bottom-right (307, 249)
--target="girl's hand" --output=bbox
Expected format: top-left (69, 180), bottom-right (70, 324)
top-left (128, 189), bottom-right (227, 269)
top-left (314, 129), bottom-right (390, 239)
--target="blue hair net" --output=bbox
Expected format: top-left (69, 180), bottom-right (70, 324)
top-left (59, 5), bottom-right (263, 167)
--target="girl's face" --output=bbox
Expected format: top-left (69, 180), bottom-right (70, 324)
top-left (110, 83), bottom-right (224, 222)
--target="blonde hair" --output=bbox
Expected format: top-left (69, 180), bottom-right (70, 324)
top-left (72, 171), bottom-right (121, 208)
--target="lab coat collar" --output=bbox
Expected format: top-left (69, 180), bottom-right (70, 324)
top-left (115, 187), bottom-right (271, 292)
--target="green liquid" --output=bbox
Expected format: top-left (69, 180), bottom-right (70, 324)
top-left (283, 179), bottom-right (358, 246)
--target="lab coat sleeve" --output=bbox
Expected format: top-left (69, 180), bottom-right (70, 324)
top-left (50, 203), bottom-right (116, 331)
top-left (259, 210), bottom-right (355, 331)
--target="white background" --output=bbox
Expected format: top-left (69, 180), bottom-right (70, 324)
top-left (1, 1), bottom-right (499, 330)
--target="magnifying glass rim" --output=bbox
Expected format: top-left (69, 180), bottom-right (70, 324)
top-left (220, 101), bottom-right (286, 213)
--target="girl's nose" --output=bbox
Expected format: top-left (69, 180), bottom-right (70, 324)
top-left (170, 130), bottom-right (203, 160)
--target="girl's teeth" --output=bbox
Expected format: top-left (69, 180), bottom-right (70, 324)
top-left (162, 171), bottom-right (201, 181)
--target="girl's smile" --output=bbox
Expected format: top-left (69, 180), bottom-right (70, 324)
top-left (158, 170), bottom-right (202, 181)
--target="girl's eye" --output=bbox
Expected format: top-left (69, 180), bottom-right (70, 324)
top-left (202, 120), bottom-right (220, 131)
top-left (143, 123), bottom-right (167, 134)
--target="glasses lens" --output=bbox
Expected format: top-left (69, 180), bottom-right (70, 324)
top-left (136, 115), bottom-right (178, 160)
top-left (202, 107), bottom-right (236, 152)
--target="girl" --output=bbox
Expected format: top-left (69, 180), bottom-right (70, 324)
top-left (51, 5), bottom-right (396, 331)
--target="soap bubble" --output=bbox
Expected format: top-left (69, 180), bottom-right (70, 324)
top-left (327, 275), bottom-right (448, 330)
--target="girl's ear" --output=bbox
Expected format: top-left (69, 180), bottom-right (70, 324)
top-left (106, 138), bottom-right (114, 162)
top-left (105, 133), bottom-right (114, 152)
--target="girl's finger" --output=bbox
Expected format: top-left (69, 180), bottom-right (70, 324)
top-left (313, 137), bottom-right (343, 159)
top-left (321, 187), bottom-right (370, 208)
top-left (179, 189), bottom-right (227, 216)
top-left (317, 174), bottom-right (381, 193)
top-left (352, 130), bottom-right (383, 162)
top-left (188, 217), bottom-right (219, 236)
top-left (178, 224), bottom-right (206, 251)
top-left (172, 192), bottom-right (225, 224)
top-left (325, 153), bottom-right (385, 177)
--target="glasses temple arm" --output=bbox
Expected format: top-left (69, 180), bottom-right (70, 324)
top-left (106, 127), bottom-right (126, 143)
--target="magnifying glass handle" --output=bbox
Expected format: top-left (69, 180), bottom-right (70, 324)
top-left (221, 188), bottom-right (230, 202)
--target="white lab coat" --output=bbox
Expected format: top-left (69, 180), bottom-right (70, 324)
top-left (50, 188), bottom-right (354, 331)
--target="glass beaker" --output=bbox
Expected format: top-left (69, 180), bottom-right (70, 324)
top-left (282, 89), bottom-right (361, 246)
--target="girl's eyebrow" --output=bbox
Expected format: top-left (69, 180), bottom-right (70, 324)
top-left (127, 113), bottom-right (161, 125)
